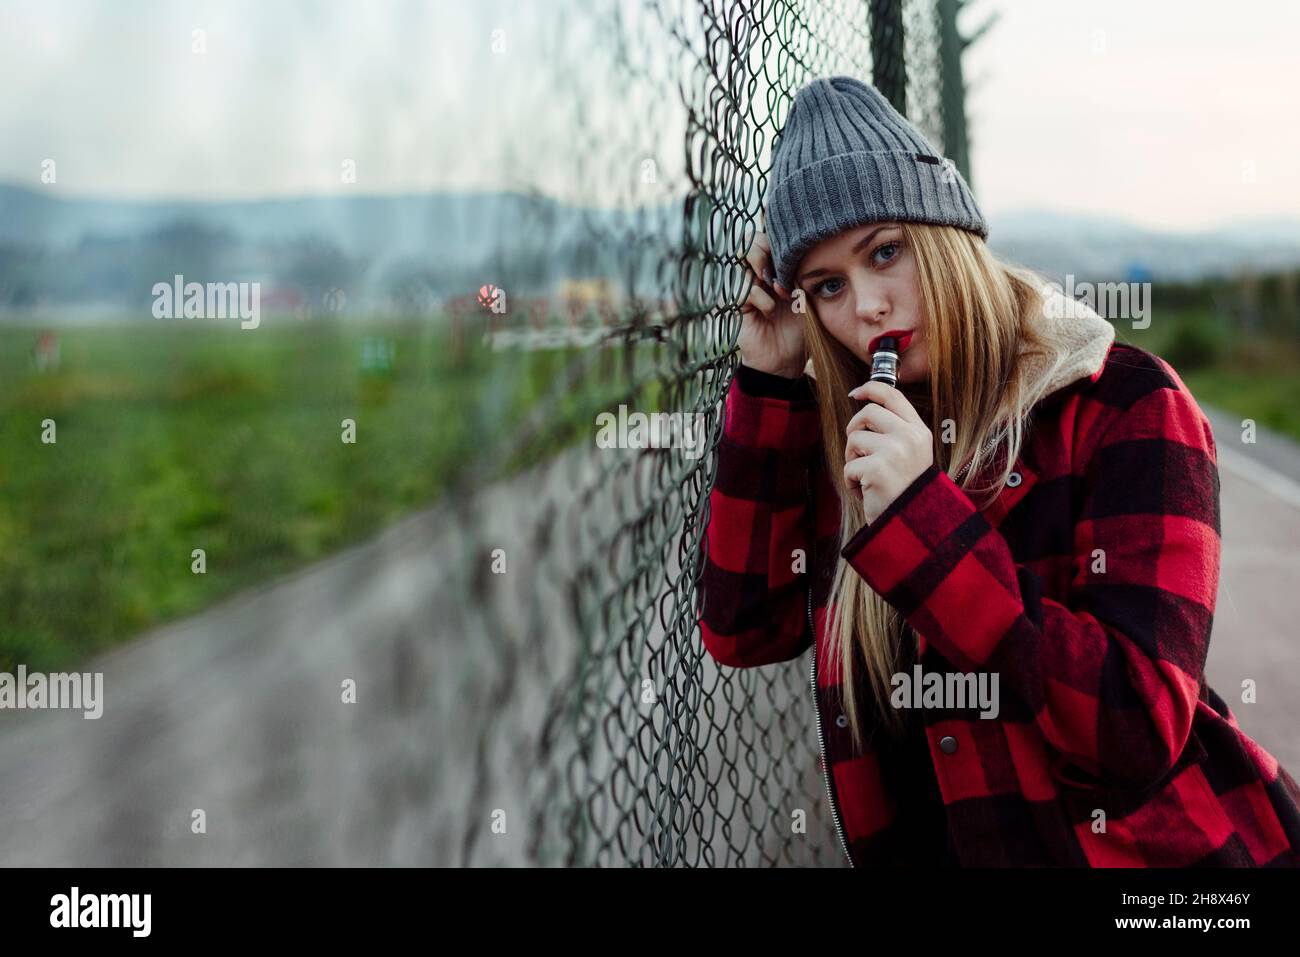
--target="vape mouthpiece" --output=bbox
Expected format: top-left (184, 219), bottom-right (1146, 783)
top-left (869, 336), bottom-right (900, 388)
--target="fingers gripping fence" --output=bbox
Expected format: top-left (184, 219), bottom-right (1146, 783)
top-left (444, 0), bottom-right (958, 866)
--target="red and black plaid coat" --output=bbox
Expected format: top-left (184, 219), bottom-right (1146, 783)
top-left (699, 341), bottom-right (1300, 866)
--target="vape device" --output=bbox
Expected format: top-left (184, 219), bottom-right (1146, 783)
top-left (868, 336), bottom-right (900, 388)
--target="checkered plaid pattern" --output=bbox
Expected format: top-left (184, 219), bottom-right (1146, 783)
top-left (699, 345), bottom-right (1300, 866)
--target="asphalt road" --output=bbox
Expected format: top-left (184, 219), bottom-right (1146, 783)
top-left (1200, 405), bottom-right (1300, 776)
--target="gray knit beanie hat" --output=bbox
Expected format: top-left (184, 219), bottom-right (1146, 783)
top-left (765, 75), bottom-right (988, 291)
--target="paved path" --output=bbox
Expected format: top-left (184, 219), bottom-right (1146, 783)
top-left (1201, 406), bottom-right (1300, 775)
top-left (0, 444), bottom-right (612, 865)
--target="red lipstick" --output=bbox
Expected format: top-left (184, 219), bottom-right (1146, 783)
top-left (868, 329), bottom-right (913, 354)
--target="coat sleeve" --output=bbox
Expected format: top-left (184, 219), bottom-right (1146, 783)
top-left (839, 377), bottom-right (1221, 791)
top-left (698, 364), bottom-right (821, 668)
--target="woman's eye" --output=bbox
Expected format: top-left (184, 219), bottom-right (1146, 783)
top-left (816, 278), bottom-right (844, 298)
top-left (872, 242), bottom-right (900, 265)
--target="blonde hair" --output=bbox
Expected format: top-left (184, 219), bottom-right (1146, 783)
top-left (802, 222), bottom-right (1069, 750)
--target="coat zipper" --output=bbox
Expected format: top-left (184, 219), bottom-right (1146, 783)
top-left (807, 464), bottom-right (855, 867)
top-left (955, 432), bottom-right (1001, 482)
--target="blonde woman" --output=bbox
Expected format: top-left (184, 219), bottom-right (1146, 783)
top-left (699, 75), bottom-right (1300, 867)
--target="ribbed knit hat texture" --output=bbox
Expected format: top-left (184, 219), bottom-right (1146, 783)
top-left (765, 75), bottom-right (989, 290)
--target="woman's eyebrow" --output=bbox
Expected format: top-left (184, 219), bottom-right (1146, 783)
top-left (798, 224), bottom-right (895, 283)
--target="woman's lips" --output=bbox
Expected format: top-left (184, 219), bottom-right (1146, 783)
top-left (869, 330), bottom-right (913, 354)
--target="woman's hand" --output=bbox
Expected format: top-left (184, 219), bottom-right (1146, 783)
top-left (737, 213), bottom-right (806, 379)
top-left (843, 380), bottom-right (934, 525)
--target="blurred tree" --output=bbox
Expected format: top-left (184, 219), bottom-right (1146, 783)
top-left (276, 236), bottom-right (369, 307)
top-left (0, 241), bottom-right (48, 307)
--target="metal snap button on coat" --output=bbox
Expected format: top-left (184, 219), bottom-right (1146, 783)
top-left (939, 735), bottom-right (958, 754)
top-left (1007, 471), bottom-right (1022, 487)
top-left (835, 714), bottom-right (849, 728)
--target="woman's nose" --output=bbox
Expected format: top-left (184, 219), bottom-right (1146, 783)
top-left (853, 287), bottom-right (888, 323)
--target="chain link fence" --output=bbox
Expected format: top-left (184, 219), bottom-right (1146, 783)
top-left (443, 0), bottom-right (963, 866)
top-left (0, 0), bottom-right (964, 870)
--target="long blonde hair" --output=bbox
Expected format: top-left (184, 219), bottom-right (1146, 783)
top-left (802, 223), bottom-right (1069, 750)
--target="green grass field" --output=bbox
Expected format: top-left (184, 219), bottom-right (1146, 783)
top-left (0, 318), bottom-right (653, 672)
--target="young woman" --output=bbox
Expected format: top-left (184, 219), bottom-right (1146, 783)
top-left (699, 75), bottom-right (1300, 867)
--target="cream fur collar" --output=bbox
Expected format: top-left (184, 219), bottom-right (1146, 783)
top-left (1024, 281), bottom-right (1116, 401)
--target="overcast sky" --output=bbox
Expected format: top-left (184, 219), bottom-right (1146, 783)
top-left (963, 0), bottom-right (1300, 231)
top-left (2, 0), bottom-right (1296, 234)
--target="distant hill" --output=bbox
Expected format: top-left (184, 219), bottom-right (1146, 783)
top-left (0, 184), bottom-right (681, 310)
top-left (0, 184), bottom-right (569, 272)
top-left (986, 207), bottom-right (1300, 282)
top-left (2, 184), bottom-right (1297, 315)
